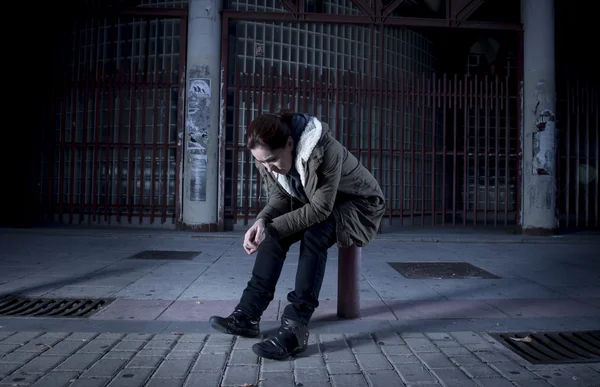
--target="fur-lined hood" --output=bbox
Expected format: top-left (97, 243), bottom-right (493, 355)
top-left (272, 114), bottom-right (324, 197)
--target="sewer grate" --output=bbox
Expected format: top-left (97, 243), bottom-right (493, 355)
top-left (0, 296), bottom-right (114, 318)
top-left (388, 261), bottom-right (500, 279)
top-left (490, 331), bottom-right (600, 364)
top-left (127, 250), bottom-right (201, 260)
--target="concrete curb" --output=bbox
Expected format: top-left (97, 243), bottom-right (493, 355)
top-left (2, 227), bottom-right (599, 245)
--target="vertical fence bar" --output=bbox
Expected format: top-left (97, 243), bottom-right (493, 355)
top-left (91, 67), bottom-right (101, 222)
top-left (441, 73), bottom-right (447, 225)
top-left (104, 66), bottom-right (114, 221)
top-left (463, 75), bottom-right (469, 225)
top-left (150, 60), bottom-right (160, 223)
top-left (359, 72), bottom-right (364, 166)
top-left (494, 75), bottom-right (500, 226)
top-left (410, 72), bottom-right (415, 225)
top-left (389, 74), bottom-right (395, 225)
top-left (484, 74), bottom-right (489, 226)
top-left (345, 71), bottom-right (351, 149)
top-left (301, 67), bottom-right (307, 113)
top-left (367, 24), bottom-right (374, 172)
top-left (127, 64), bottom-right (137, 222)
top-left (176, 17), bottom-right (187, 226)
top-left (256, 69), bottom-right (264, 214)
top-left (592, 83), bottom-right (600, 227)
top-left (585, 81), bottom-right (590, 226)
top-left (431, 74), bottom-right (437, 225)
top-left (69, 77), bottom-right (78, 225)
top-left (232, 69), bottom-right (241, 224)
top-left (117, 64), bottom-right (125, 223)
top-left (80, 69), bottom-right (91, 223)
top-left (139, 61), bottom-right (148, 223)
top-left (420, 73), bottom-right (425, 225)
top-left (243, 70), bottom-right (252, 225)
top-left (594, 82), bottom-right (599, 227)
top-left (313, 65), bottom-right (319, 117)
top-left (323, 69), bottom-right (330, 125)
top-left (565, 80), bottom-right (571, 226)
top-left (58, 74), bottom-right (68, 222)
top-left (504, 77), bottom-right (510, 226)
top-left (452, 74), bottom-right (458, 225)
top-left (399, 74), bottom-right (405, 226)
top-left (378, 27), bottom-right (385, 221)
top-left (162, 64), bottom-right (172, 223)
top-left (473, 74), bottom-right (479, 225)
top-left (575, 80), bottom-right (580, 227)
top-left (334, 69), bottom-right (340, 140)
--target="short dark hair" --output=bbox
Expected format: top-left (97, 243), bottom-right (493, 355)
top-left (246, 108), bottom-right (294, 150)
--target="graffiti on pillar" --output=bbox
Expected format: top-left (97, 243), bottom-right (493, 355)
top-left (187, 77), bottom-right (211, 201)
top-left (532, 81), bottom-right (556, 176)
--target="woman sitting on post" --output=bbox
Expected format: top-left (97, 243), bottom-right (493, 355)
top-left (210, 109), bottom-right (385, 360)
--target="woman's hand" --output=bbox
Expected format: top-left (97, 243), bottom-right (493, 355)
top-left (243, 219), bottom-right (267, 254)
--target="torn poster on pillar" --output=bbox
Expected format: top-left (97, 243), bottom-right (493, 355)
top-left (532, 109), bottom-right (556, 176)
top-left (187, 78), bottom-right (211, 201)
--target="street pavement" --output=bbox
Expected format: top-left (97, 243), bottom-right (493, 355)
top-left (0, 227), bottom-right (599, 386)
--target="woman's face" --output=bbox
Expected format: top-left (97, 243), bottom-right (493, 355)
top-left (251, 137), bottom-right (294, 175)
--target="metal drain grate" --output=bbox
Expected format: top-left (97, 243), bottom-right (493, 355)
top-left (0, 296), bottom-right (114, 318)
top-left (388, 262), bottom-right (500, 279)
top-left (490, 331), bottom-right (600, 364)
top-left (127, 250), bottom-right (201, 260)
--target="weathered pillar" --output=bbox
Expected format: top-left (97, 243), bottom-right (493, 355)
top-left (181, 0), bottom-right (222, 231)
top-left (520, 0), bottom-right (558, 235)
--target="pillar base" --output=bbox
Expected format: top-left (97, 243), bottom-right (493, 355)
top-left (522, 226), bottom-right (559, 236)
top-left (177, 223), bottom-right (222, 232)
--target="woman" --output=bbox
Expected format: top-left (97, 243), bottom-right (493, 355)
top-left (210, 109), bottom-right (385, 360)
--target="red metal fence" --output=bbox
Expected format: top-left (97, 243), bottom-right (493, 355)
top-left (558, 79), bottom-right (599, 228)
top-left (39, 13), bottom-right (187, 226)
top-left (224, 66), bottom-right (520, 227)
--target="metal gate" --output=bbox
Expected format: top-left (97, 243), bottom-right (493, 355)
top-left (557, 78), bottom-right (599, 229)
top-left (218, 2), bottom-right (522, 229)
top-left (39, 8), bottom-right (187, 227)
top-left (224, 66), bottom-right (519, 227)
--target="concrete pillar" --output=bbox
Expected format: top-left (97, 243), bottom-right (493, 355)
top-left (181, 0), bottom-right (222, 231)
top-left (520, 0), bottom-right (558, 235)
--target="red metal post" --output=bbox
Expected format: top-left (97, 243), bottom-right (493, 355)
top-left (337, 244), bottom-right (362, 319)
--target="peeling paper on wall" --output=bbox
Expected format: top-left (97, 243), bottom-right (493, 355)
top-left (532, 109), bottom-right (556, 176)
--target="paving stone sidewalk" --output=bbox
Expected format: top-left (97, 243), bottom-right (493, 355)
top-left (0, 330), bottom-right (598, 387)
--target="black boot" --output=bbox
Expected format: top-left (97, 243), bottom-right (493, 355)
top-left (252, 317), bottom-right (309, 360)
top-left (209, 310), bottom-right (260, 338)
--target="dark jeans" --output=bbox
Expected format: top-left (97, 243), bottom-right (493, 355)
top-left (236, 215), bottom-right (336, 326)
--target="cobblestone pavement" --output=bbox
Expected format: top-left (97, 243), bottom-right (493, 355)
top-left (0, 330), bottom-right (598, 387)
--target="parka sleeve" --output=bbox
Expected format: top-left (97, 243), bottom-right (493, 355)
top-left (271, 138), bottom-right (343, 238)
